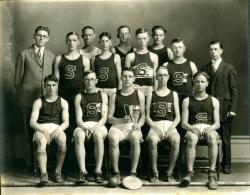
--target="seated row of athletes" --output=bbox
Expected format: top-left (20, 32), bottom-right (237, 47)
top-left (30, 25), bottom-right (221, 189)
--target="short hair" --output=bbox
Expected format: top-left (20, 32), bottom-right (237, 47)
top-left (44, 74), bottom-right (58, 83)
top-left (83, 70), bottom-right (96, 79)
top-left (81, 26), bottom-right (96, 33)
top-left (210, 40), bottom-right (223, 49)
top-left (152, 25), bottom-right (167, 34)
top-left (193, 71), bottom-right (210, 81)
top-left (135, 27), bottom-right (148, 36)
top-left (99, 32), bottom-right (112, 40)
top-left (66, 32), bottom-right (80, 39)
top-left (117, 25), bottom-right (131, 34)
top-left (156, 66), bottom-right (169, 74)
top-left (121, 67), bottom-right (135, 76)
top-left (34, 26), bottom-right (50, 35)
top-left (171, 38), bottom-right (184, 45)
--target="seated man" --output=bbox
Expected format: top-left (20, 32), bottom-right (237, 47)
top-left (181, 71), bottom-right (220, 190)
top-left (146, 66), bottom-right (180, 183)
top-left (30, 74), bottom-right (69, 185)
top-left (108, 68), bottom-right (145, 182)
top-left (74, 71), bottom-right (108, 184)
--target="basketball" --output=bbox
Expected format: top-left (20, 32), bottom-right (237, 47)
top-left (108, 176), bottom-right (120, 188)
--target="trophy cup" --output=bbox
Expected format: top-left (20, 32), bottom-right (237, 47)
top-left (129, 105), bottom-right (141, 125)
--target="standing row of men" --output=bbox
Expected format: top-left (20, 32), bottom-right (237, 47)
top-left (14, 25), bottom-right (237, 189)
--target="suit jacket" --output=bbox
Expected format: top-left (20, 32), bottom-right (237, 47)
top-left (14, 45), bottom-right (55, 107)
top-left (201, 60), bottom-right (238, 121)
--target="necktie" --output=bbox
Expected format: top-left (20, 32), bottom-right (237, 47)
top-left (37, 48), bottom-right (42, 60)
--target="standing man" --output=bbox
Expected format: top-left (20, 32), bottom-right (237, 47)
top-left (74, 71), bottom-right (108, 184)
top-left (80, 26), bottom-right (102, 59)
top-left (125, 27), bottom-right (158, 97)
top-left (14, 26), bottom-right (55, 169)
top-left (30, 75), bottom-right (69, 185)
top-left (108, 68), bottom-right (145, 182)
top-left (112, 25), bottom-right (134, 69)
top-left (146, 66), bottom-right (180, 183)
top-left (53, 32), bottom-right (90, 143)
top-left (91, 32), bottom-right (122, 97)
top-left (201, 41), bottom-right (238, 174)
top-left (148, 25), bottom-right (173, 66)
top-left (181, 71), bottom-right (220, 190)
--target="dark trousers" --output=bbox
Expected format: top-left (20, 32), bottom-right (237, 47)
top-left (219, 121), bottom-right (232, 167)
top-left (21, 107), bottom-right (34, 167)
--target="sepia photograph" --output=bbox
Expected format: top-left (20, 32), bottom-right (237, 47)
top-left (0, 0), bottom-right (249, 194)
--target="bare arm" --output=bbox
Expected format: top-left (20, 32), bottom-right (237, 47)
top-left (136, 90), bottom-right (146, 129)
top-left (95, 92), bottom-right (108, 126)
top-left (150, 52), bottom-right (158, 90)
top-left (190, 61), bottom-right (198, 75)
top-left (114, 54), bottom-right (122, 89)
top-left (53, 55), bottom-right (62, 79)
top-left (82, 55), bottom-right (90, 71)
top-left (167, 48), bottom-right (174, 60)
top-left (90, 56), bottom-right (96, 71)
top-left (125, 52), bottom-right (135, 68)
top-left (75, 93), bottom-right (87, 130)
top-left (30, 99), bottom-right (45, 133)
top-left (168, 91), bottom-right (180, 130)
top-left (57, 98), bottom-right (69, 131)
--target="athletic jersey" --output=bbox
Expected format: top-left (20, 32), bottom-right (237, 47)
top-left (131, 52), bottom-right (154, 86)
top-left (114, 89), bottom-right (140, 118)
top-left (148, 46), bottom-right (170, 66)
top-left (188, 95), bottom-right (214, 125)
top-left (81, 91), bottom-right (102, 122)
top-left (114, 46), bottom-right (134, 69)
top-left (167, 60), bottom-right (193, 97)
top-left (150, 91), bottom-right (175, 121)
top-left (58, 55), bottom-right (85, 98)
top-left (92, 54), bottom-right (118, 89)
top-left (38, 96), bottom-right (62, 125)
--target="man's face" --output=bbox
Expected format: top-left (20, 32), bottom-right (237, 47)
top-left (45, 80), bottom-right (58, 96)
top-left (118, 27), bottom-right (130, 43)
top-left (66, 35), bottom-right (80, 51)
top-left (121, 70), bottom-right (135, 87)
top-left (156, 68), bottom-right (169, 86)
top-left (136, 32), bottom-right (149, 49)
top-left (152, 29), bottom-right (165, 45)
top-left (99, 36), bottom-right (111, 51)
top-left (209, 43), bottom-right (223, 60)
top-left (171, 41), bottom-right (185, 58)
top-left (193, 75), bottom-right (208, 92)
top-left (83, 73), bottom-right (97, 90)
top-left (34, 30), bottom-right (49, 47)
top-left (82, 28), bottom-right (95, 46)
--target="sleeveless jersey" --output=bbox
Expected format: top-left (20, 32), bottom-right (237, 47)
top-left (150, 91), bottom-right (175, 121)
top-left (38, 96), bottom-right (62, 125)
top-left (81, 91), bottom-right (102, 122)
top-left (131, 52), bottom-right (154, 86)
top-left (93, 54), bottom-right (118, 89)
top-left (114, 46), bottom-right (134, 69)
top-left (188, 95), bottom-right (214, 125)
top-left (59, 55), bottom-right (85, 97)
top-left (148, 46), bottom-right (170, 66)
top-left (167, 60), bottom-right (193, 97)
top-left (114, 89), bottom-right (140, 118)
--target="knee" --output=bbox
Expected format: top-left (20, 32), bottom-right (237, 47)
top-left (108, 133), bottom-right (119, 148)
top-left (206, 132), bottom-right (218, 145)
top-left (186, 132), bottom-right (198, 147)
top-left (130, 133), bottom-right (140, 145)
top-left (74, 128), bottom-right (85, 144)
top-left (93, 131), bottom-right (104, 143)
top-left (148, 136), bottom-right (158, 149)
top-left (57, 132), bottom-right (67, 146)
top-left (35, 134), bottom-right (47, 148)
top-left (169, 133), bottom-right (180, 147)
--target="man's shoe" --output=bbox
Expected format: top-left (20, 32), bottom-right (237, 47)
top-left (94, 173), bottom-right (104, 184)
top-left (113, 172), bottom-right (121, 184)
top-left (54, 172), bottom-right (63, 183)
top-left (149, 172), bottom-right (159, 183)
top-left (208, 170), bottom-right (218, 190)
top-left (40, 173), bottom-right (49, 186)
top-left (77, 172), bottom-right (88, 184)
top-left (222, 165), bottom-right (231, 174)
top-left (180, 171), bottom-right (194, 187)
top-left (165, 173), bottom-right (176, 183)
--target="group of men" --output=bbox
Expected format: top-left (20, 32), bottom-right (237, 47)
top-left (14, 25), bottom-right (237, 190)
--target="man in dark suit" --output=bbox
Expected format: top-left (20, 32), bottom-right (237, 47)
top-left (14, 26), bottom-right (55, 169)
top-left (201, 41), bottom-right (237, 174)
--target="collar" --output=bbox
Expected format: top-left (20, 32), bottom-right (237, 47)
top-left (34, 45), bottom-right (44, 53)
top-left (212, 57), bottom-right (222, 66)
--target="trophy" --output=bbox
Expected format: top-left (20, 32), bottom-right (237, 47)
top-left (129, 105), bottom-right (141, 125)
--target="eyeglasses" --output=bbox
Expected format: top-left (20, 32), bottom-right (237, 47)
top-left (35, 34), bottom-right (48, 39)
top-left (84, 78), bottom-right (96, 82)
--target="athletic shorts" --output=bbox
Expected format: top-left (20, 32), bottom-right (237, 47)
top-left (109, 123), bottom-right (142, 141)
top-left (98, 88), bottom-right (117, 97)
top-left (146, 120), bottom-right (177, 141)
top-left (33, 123), bottom-right (59, 142)
top-left (134, 85), bottom-right (153, 97)
top-left (73, 121), bottom-right (108, 139)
